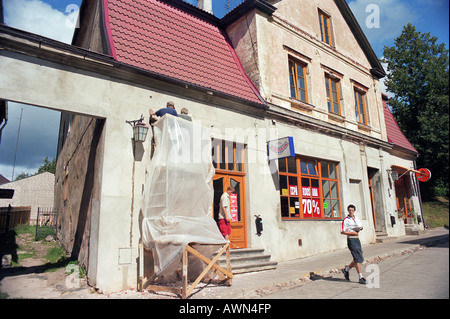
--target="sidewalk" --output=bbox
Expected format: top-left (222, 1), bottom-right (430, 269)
top-left (189, 227), bottom-right (449, 299)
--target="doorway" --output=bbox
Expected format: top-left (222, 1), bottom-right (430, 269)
top-left (213, 174), bottom-right (247, 249)
top-left (367, 168), bottom-right (386, 231)
top-left (394, 175), bottom-right (413, 224)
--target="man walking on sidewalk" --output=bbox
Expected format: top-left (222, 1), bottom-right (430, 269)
top-left (341, 204), bottom-right (366, 284)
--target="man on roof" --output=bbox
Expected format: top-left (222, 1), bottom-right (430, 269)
top-left (149, 101), bottom-right (178, 124)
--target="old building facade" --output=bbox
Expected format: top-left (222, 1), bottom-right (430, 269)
top-left (1, 0), bottom-right (424, 293)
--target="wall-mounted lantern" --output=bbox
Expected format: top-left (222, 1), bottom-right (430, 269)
top-left (391, 170), bottom-right (399, 181)
top-left (386, 168), bottom-right (399, 181)
top-left (126, 115), bottom-right (149, 142)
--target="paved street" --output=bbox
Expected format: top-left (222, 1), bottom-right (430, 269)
top-left (255, 238), bottom-right (449, 299)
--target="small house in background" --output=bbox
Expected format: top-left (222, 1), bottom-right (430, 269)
top-left (0, 172), bottom-right (55, 224)
top-left (0, 174), bottom-right (10, 186)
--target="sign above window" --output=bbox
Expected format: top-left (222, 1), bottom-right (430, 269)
top-left (268, 137), bottom-right (295, 160)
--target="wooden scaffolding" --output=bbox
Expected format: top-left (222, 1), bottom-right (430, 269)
top-left (138, 242), bottom-right (233, 299)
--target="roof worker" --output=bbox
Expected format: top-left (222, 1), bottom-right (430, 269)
top-left (156, 101), bottom-right (178, 117)
top-left (149, 101), bottom-right (178, 124)
top-left (179, 107), bottom-right (192, 121)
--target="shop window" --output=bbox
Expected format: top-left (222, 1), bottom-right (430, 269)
top-left (279, 156), bottom-right (342, 220)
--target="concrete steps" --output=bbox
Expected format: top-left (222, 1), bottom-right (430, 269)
top-left (375, 230), bottom-right (397, 243)
top-left (405, 224), bottom-right (426, 235)
top-left (214, 248), bottom-right (278, 274)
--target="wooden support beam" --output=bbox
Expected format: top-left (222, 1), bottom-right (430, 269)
top-left (138, 242), bottom-right (233, 299)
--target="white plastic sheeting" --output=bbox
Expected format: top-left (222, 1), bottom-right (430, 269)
top-left (141, 115), bottom-right (227, 280)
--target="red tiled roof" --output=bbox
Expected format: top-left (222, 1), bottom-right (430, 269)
top-left (382, 96), bottom-right (418, 153)
top-left (103, 0), bottom-right (264, 105)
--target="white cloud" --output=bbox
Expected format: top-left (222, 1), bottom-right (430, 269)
top-left (3, 0), bottom-right (77, 44)
top-left (348, 0), bottom-right (418, 48)
top-left (0, 103), bottom-right (60, 180)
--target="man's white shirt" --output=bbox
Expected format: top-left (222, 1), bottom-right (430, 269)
top-left (341, 215), bottom-right (363, 233)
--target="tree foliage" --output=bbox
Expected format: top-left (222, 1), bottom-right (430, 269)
top-left (15, 157), bottom-right (56, 181)
top-left (382, 23), bottom-right (449, 198)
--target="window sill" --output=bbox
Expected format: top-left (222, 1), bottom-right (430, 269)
top-left (357, 122), bottom-right (371, 132)
top-left (327, 112), bottom-right (345, 123)
top-left (290, 99), bottom-right (315, 113)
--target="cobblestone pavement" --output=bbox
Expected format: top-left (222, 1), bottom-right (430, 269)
top-left (254, 237), bottom-right (449, 299)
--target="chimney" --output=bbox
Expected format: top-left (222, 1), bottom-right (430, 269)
top-left (197, 0), bottom-right (213, 14)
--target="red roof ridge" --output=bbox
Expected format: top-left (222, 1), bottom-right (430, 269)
top-left (382, 95), bottom-right (418, 154)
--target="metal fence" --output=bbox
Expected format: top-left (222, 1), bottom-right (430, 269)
top-left (35, 207), bottom-right (58, 241)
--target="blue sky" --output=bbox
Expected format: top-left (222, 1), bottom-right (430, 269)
top-left (0, 0), bottom-right (448, 180)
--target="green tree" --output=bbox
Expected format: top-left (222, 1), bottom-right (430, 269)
top-left (15, 157), bottom-right (56, 181)
top-left (382, 23), bottom-right (449, 199)
top-left (37, 157), bottom-right (56, 174)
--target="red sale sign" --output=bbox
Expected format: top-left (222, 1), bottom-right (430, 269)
top-left (289, 185), bottom-right (298, 196)
top-left (230, 193), bottom-right (238, 222)
top-left (301, 186), bottom-right (321, 218)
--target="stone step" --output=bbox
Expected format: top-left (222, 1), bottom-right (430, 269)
top-left (217, 254), bottom-right (272, 267)
top-left (405, 227), bottom-right (426, 235)
top-left (213, 247), bottom-right (278, 274)
top-left (375, 235), bottom-right (398, 243)
top-left (229, 261), bottom-right (278, 274)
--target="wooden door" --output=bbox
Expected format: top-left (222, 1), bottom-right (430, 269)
top-left (213, 174), bottom-right (247, 249)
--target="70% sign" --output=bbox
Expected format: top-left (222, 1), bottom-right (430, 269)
top-left (302, 198), bottom-right (321, 217)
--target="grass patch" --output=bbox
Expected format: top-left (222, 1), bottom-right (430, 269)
top-left (45, 245), bottom-right (67, 264)
top-left (1, 224), bottom-right (69, 270)
top-left (422, 197), bottom-right (449, 228)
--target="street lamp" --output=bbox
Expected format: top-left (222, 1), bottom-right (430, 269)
top-left (126, 115), bottom-right (149, 142)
